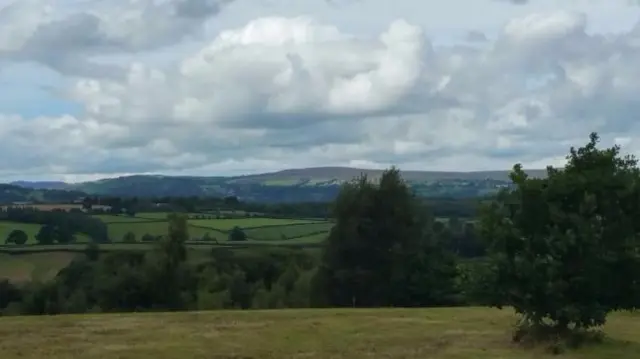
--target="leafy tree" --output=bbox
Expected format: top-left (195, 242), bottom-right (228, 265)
top-left (478, 133), bottom-right (640, 336)
top-left (314, 168), bottom-right (459, 307)
top-left (84, 243), bottom-right (100, 261)
top-left (54, 224), bottom-right (76, 244)
top-left (228, 226), bottom-right (247, 242)
top-left (35, 224), bottom-right (55, 245)
top-left (6, 229), bottom-right (28, 245)
top-left (122, 231), bottom-right (136, 243)
top-left (141, 233), bottom-right (156, 242)
top-left (146, 213), bottom-right (190, 310)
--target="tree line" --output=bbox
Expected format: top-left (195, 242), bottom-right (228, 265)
top-left (1, 133), bottom-right (638, 351)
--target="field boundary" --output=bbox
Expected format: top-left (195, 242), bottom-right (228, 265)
top-left (0, 241), bottom-right (324, 254)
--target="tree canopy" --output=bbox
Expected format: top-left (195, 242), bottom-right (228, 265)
top-left (314, 167), bottom-right (459, 307)
top-left (479, 132), bottom-right (640, 332)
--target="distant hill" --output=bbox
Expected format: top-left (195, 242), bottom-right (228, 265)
top-left (10, 181), bottom-right (71, 190)
top-left (231, 167), bottom-right (548, 184)
top-left (0, 184), bottom-right (86, 204)
top-left (5, 167), bottom-right (548, 203)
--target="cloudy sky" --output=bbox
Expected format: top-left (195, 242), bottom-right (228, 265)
top-left (1, 0), bottom-right (639, 182)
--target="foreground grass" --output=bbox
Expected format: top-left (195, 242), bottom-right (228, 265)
top-left (0, 308), bottom-right (639, 358)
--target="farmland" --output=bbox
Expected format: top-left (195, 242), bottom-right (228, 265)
top-left (0, 210), bottom-right (332, 282)
top-left (1, 307), bottom-right (639, 359)
top-left (0, 221), bottom-right (91, 244)
top-left (0, 252), bottom-right (77, 283)
top-left (94, 212), bottom-right (333, 243)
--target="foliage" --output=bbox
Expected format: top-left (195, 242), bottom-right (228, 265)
top-left (314, 168), bottom-right (459, 307)
top-left (5, 230), bottom-right (28, 245)
top-left (478, 132), bottom-right (640, 333)
top-left (228, 226), bottom-right (247, 242)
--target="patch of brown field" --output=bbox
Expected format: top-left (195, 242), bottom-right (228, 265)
top-left (0, 308), bottom-right (639, 359)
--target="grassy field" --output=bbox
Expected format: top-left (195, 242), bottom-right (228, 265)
top-left (0, 308), bottom-right (638, 358)
top-left (244, 223), bottom-right (332, 241)
top-left (0, 252), bottom-right (77, 282)
top-left (0, 221), bottom-right (91, 244)
top-left (0, 222), bottom-right (42, 244)
top-left (188, 217), bottom-right (325, 230)
top-left (94, 213), bottom-right (332, 242)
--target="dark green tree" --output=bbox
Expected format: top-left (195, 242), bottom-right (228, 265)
top-left (478, 132), bottom-right (640, 335)
top-left (141, 233), bottom-right (156, 242)
top-left (146, 213), bottom-right (190, 310)
top-left (54, 224), bottom-right (75, 244)
top-left (314, 168), bottom-right (459, 307)
top-left (228, 226), bottom-right (247, 242)
top-left (35, 224), bottom-right (55, 245)
top-left (6, 229), bottom-right (28, 245)
top-left (122, 231), bottom-right (136, 243)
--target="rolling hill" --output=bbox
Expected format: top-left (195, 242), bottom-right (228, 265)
top-left (6, 167), bottom-right (548, 202)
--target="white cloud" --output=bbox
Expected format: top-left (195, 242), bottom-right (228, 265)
top-left (0, 0), bottom-right (640, 180)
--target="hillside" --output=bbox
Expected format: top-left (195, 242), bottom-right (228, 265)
top-left (7, 167), bottom-right (549, 202)
top-left (0, 308), bottom-right (638, 359)
top-left (0, 184), bottom-right (86, 204)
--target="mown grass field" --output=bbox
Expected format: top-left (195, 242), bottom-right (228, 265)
top-left (0, 307), bottom-right (638, 359)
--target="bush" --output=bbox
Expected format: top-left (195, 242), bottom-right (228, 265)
top-left (228, 226), bottom-right (247, 242)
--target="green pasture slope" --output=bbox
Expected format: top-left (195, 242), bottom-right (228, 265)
top-left (0, 212), bottom-right (331, 282)
top-left (95, 212), bottom-right (333, 243)
top-left (1, 307), bottom-right (639, 358)
top-left (0, 221), bottom-right (91, 244)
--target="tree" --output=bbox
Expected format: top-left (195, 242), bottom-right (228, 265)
top-left (313, 168), bottom-right (459, 307)
top-left (6, 229), bottom-right (28, 245)
top-left (141, 233), bottom-right (156, 242)
top-left (35, 224), bottom-right (55, 245)
top-left (228, 226), bottom-right (247, 242)
top-left (122, 231), bottom-right (136, 243)
top-left (54, 224), bottom-right (75, 244)
top-left (147, 213), bottom-right (190, 310)
top-left (478, 132), bottom-right (640, 337)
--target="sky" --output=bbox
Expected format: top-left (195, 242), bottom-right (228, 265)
top-left (1, 0), bottom-right (640, 182)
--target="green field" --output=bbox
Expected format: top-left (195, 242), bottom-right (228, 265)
top-left (0, 221), bottom-right (91, 244)
top-left (0, 308), bottom-right (638, 358)
top-left (0, 222), bottom-right (42, 244)
top-left (92, 215), bottom-right (156, 224)
top-left (188, 217), bottom-right (325, 230)
top-left (0, 212), bottom-right (331, 252)
top-left (93, 213), bottom-right (332, 243)
top-left (244, 222), bottom-right (333, 240)
top-left (0, 252), bottom-right (77, 282)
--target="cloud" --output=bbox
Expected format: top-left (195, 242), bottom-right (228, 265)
top-left (0, 0), bottom-right (234, 77)
top-left (1, 1), bottom-right (640, 180)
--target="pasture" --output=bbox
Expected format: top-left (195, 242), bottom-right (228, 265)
top-left (96, 213), bottom-right (332, 243)
top-left (0, 307), bottom-right (638, 358)
top-left (0, 222), bottom-right (42, 244)
top-left (0, 221), bottom-right (91, 244)
top-left (0, 252), bottom-right (77, 282)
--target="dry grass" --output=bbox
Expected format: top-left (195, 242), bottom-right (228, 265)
top-left (0, 308), bottom-right (639, 359)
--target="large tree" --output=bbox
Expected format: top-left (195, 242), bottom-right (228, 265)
top-left (479, 133), bottom-right (640, 333)
top-left (313, 167), bottom-right (458, 307)
top-left (6, 229), bottom-right (28, 245)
